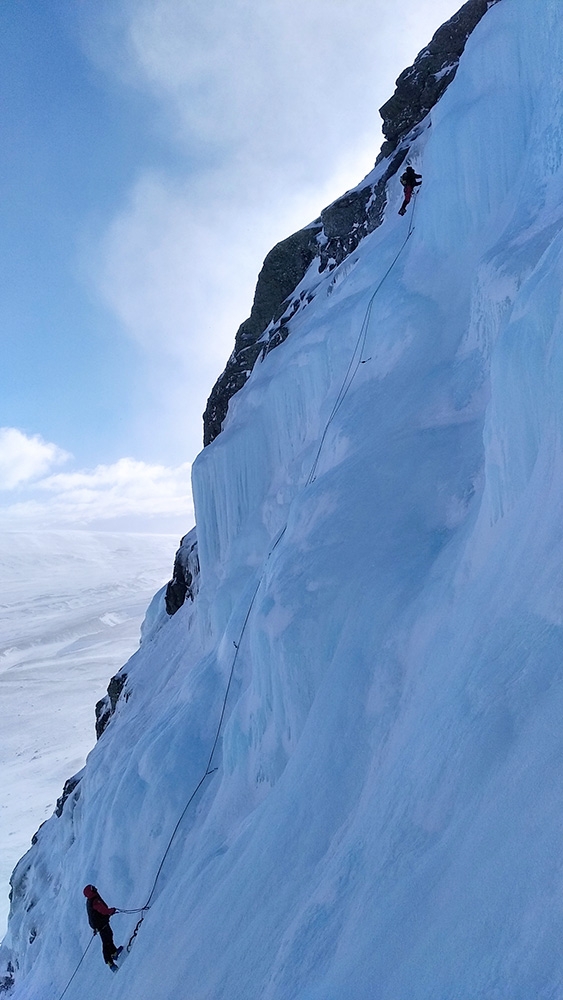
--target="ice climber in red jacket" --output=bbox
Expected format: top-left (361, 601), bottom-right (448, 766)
top-left (398, 165), bottom-right (422, 215)
top-left (83, 884), bottom-right (122, 969)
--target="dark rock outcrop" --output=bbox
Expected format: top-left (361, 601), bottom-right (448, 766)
top-left (95, 671), bottom-right (128, 739)
top-left (318, 145), bottom-right (410, 273)
top-left (203, 227), bottom-right (322, 445)
top-left (165, 527), bottom-right (200, 616)
top-left (54, 774), bottom-right (81, 818)
top-left (0, 963), bottom-right (14, 994)
top-left (94, 532), bottom-right (199, 733)
top-left (202, 0), bottom-right (502, 447)
top-left (378, 0), bottom-right (502, 160)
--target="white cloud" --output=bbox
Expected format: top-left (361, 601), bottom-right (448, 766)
top-left (0, 455), bottom-right (193, 533)
top-left (96, 168), bottom-right (338, 362)
top-left (83, 0), bottom-right (463, 464)
top-left (96, 172), bottom-right (253, 361)
top-left (93, 0), bottom-right (464, 176)
top-left (111, 0), bottom-right (464, 175)
top-left (92, 170), bottom-right (335, 463)
top-left (0, 428), bottom-right (70, 490)
top-left (40, 456), bottom-right (191, 513)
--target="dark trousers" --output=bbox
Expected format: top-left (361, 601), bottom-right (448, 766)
top-left (98, 923), bottom-right (117, 964)
top-left (399, 185), bottom-right (414, 214)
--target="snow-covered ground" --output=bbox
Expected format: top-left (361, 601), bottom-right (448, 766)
top-left (0, 531), bottom-right (177, 935)
top-left (5, 1), bottom-right (563, 997)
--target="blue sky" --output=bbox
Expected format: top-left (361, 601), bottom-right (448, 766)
top-left (0, 0), bottom-right (462, 533)
top-left (1, 1), bottom-right (159, 459)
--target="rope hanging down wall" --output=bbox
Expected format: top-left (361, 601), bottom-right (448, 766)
top-left (57, 934), bottom-right (95, 1000)
top-left (124, 522), bottom-right (288, 951)
top-left (307, 191), bottom-right (418, 485)
top-left (53, 192), bottom-right (417, 1000)
top-left (125, 191), bottom-right (418, 946)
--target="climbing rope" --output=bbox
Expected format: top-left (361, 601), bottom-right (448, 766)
top-left (124, 193), bottom-right (420, 941)
top-left (56, 933), bottom-right (95, 1000)
top-left (307, 190), bottom-right (418, 485)
top-left (53, 188), bottom-right (418, 997)
top-left (123, 526), bottom-right (288, 951)
top-left (52, 527), bottom-right (286, 995)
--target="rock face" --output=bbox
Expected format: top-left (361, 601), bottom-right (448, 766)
top-left (54, 775), bottom-right (81, 819)
top-left (94, 671), bottom-right (128, 739)
top-left (378, 0), bottom-right (502, 159)
top-left (94, 532), bottom-right (199, 717)
top-left (317, 146), bottom-right (410, 273)
top-left (164, 527), bottom-right (200, 616)
top-left (0, 965), bottom-right (14, 994)
top-left (202, 0), bottom-right (502, 447)
top-left (203, 227), bottom-right (322, 445)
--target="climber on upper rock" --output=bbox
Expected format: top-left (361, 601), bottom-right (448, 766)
top-left (398, 165), bottom-right (422, 215)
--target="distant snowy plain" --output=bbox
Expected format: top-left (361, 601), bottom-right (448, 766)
top-left (0, 531), bottom-right (177, 934)
top-left (5, 1), bottom-right (563, 997)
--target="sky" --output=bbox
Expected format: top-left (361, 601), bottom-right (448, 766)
top-left (0, 0), bottom-right (464, 535)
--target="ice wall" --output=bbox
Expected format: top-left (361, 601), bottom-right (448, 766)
top-left (5, 1), bottom-right (563, 997)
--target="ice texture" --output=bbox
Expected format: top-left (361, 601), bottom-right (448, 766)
top-left (5, 1), bottom-right (563, 997)
top-left (0, 531), bottom-right (176, 937)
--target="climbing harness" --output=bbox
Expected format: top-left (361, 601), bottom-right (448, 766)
top-left (52, 189), bottom-right (418, 1000)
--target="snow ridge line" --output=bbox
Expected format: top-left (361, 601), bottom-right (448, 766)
top-left (307, 192), bottom-right (418, 485)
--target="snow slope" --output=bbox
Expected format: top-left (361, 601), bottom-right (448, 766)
top-left (5, 0), bottom-right (563, 997)
top-left (0, 531), bottom-right (177, 936)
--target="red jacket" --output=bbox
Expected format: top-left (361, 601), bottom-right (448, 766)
top-left (83, 885), bottom-right (116, 930)
top-left (93, 897), bottom-right (116, 917)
